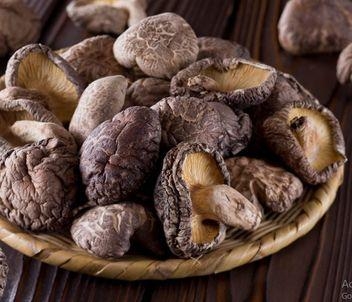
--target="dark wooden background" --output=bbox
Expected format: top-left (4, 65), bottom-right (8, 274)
top-left (0, 0), bottom-right (351, 301)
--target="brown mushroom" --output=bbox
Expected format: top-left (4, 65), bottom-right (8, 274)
top-left (61, 35), bottom-right (128, 84)
top-left (69, 75), bottom-right (128, 146)
top-left (124, 77), bottom-right (170, 108)
top-left (278, 0), bottom-right (352, 55)
top-left (71, 203), bottom-right (166, 258)
top-left (113, 13), bottom-right (199, 79)
top-left (0, 75), bottom-right (5, 91)
top-left (5, 44), bottom-right (85, 124)
top-left (226, 157), bottom-right (304, 213)
top-left (170, 57), bottom-right (277, 108)
top-left (0, 248), bottom-right (8, 298)
top-left (154, 143), bottom-right (262, 258)
top-left (80, 106), bottom-right (161, 206)
top-left (151, 96), bottom-right (252, 157)
top-left (0, 0), bottom-right (41, 57)
top-left (262, 101), bottom-right (346, 184)
top-left (66, 0), bottom-right (146, 35)
top-left (197, 37), bottom-right (250, 60)
top-left (0, 87), bottom-right (78, 231)
top-left (337, 43), bottom-right (352, 85)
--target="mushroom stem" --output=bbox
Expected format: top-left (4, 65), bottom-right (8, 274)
top-left (188, 75), bottom-right (219, 91)
top-left (191, 184), bottom-right (262, 230)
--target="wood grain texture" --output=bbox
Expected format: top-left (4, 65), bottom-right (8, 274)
top-left (0, 0), bottom-right (350, 301)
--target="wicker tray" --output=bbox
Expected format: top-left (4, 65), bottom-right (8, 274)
top-left (0, 167), bottom-right (343, 280)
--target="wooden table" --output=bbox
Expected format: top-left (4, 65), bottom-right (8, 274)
top-left (0, 0), bottom-right (351, 301)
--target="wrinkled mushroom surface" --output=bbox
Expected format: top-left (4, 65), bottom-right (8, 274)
top-left (61, 35), bottom-right (128, 84)
top-left (5, 44), bottom-right (85, 124)
top-left (337, 43), bottom-right (352, 85)
top-left (71, 203), bottom-right (163, 258)
top-left (278, 0), bottom-right (352, 55)
top-left (67, 0), bottom-right (146, 35)
top-left (154, 143), bottom-right (262, 258)
top-left (113, 13), bottom-right (199, 79)
top-left (0, 89), bottom-right (78, 231)
top-left (226, 157), bottom-right (304, 213)
top-left (262, 101), bottom-right (346, 184)
top-left (0, 248), bottom-right (7, 298)
top-left (151, 96), bottom-right (252, 157)
top-left (197, 37), bottom-right (250, 60)
top-left (80, 106), bottom-right (161, 206)
top-left (69, 75), bottom-right (128, 146)
top-left (124, 77), bottom-right (170, 108)
top-left (0, 0), bottom-right (41, 57)
top-left (170, 57), bottom-right (277, 108)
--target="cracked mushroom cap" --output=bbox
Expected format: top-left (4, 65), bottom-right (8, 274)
top-left (80, 106), bottom-right (161, 206)
top-left (337, 43), bottom-right (352, 85)
top-left (278, 0), bottom-right (352, 55)
top-left (61, 35), bottom-right (128, 84)
top-left (124, 77), bottom-right (170, 108)
top-left (67, 0), bottom-right (146, 35)
top-left (71, 203), bottom-right (165, 258)
top-left (151, 96), bottom-right (252, 157)
top-left (0, 89), bottom-right (78, 231)
top-left (0, 0), bottom-right (41, 57)
top-left (262, 101), bottom-right (346, 184)
top-left (0, 248), bottom-right (7, 298)
top-left (5, 44), bottom-right (85, 124)
top-left (69, 75), bottom-right (128, 146)
top-left (170, 57), bottom-right (277, 108)
top-left (226, 157), bottom-right (303, 213)
top-left (197, 37), bottom-right (251, 60)
top-left (113, 13), bottom-right (199, 79)
top-left (154, 142), bottom-right (262, 258)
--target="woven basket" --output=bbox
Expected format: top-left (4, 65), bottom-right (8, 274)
top-left (0, 167), bottom-right (343, 280)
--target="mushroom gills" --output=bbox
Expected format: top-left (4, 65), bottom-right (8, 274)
top-left (288, 108), bottom-right (346, 171)
top-left (17, 52), bottom-right (79, 122)
top-left (188, 63), bottom-right (271, 92)
top-left (182, 152), bottom-right (261, 244)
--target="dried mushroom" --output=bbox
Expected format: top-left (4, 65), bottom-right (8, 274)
top-left (69, 75), bottom-right (128, 146)
top-left (226, 157), bottom-right (303, 212)
top-left (71, 203), bottom-right (165, 258)
top-left (0, 88), bottom-right (78, 231)
top-left (170, 58), bottom-right (277, 108)
top-left (262, 101), bottom-right (346, 184)
top-left (67, 0), bottom-right (146, 35)
top-left (80, 106), bottom-right (161, 206)
top-left (124, 77), bottom-right (170, 108)
top-left (154, 143), bottom-right (262, 258)
top-left (0, 248), bottom-right (7, 297)
top-left (5, 44), bottom-right (85, 124)
top-left (278, 0), bottom-right (352, 55)
top-left (0, 0), bottom-right (41, 57)
top-left (0, 75), bottom-right (5, 91)
top-left (113, 13), bottom-right (199, 79)
top-left (197, 37), bottom-right (250, 60)
top-left (337, 43), bottom-right (352, 85)
top-left (61, 35), bottom-right (128, 84)
top-left (151, 96), bottom-right (252, 157)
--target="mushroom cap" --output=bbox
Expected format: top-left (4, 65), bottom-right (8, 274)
top-left (262, 100), bottom-right (346, 184)
top-left (0, 248), bottom-right (8, 298)
top-left (69, 75), bottom-right (128, 146)
top-left (226, 157), bottom-right (303, 213)
top-left (113, 13), bottom-right (199, 79)
top-left (71, 203), bottom-right (148, 258)
top-left (61, 35), bottom-right (128, 84)
top-left (278, 0), bottom-right (352, 55)
top-left (0, 0), bottom-right (41, 57)
top-left (125, 77), bottom-right (170, 108)
top-left (170, 57), bottom-right (277, 108)
top-left (151, 96), bottom-right (252, 157)
top-left (337, 43), bottom-right (352, 85)
top-left (80, 106), bottom-right (161, 206)
top-left (197, 37), bottom-right (251, 60)
top-left (154, 142), bottom-right (229, 258)
top-left (5, 44), bottom-right (85, 124)
top-left (0, 91), bottom-right (78, 231)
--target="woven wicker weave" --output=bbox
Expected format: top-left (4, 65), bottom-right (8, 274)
top-left (0, 167), bottom-right (343, 280)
